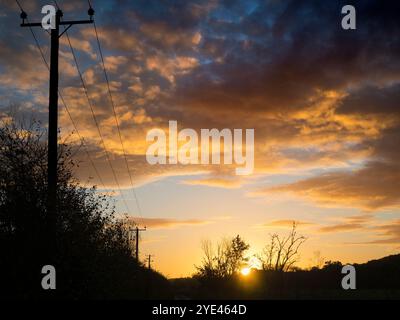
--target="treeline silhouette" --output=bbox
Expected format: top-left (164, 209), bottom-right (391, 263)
top-left (171, 232), bottom-right (400, 300)
top-left (0, 118), bottom-right (171, 299)
top-left (173, 255), bottom-right (400, 299)
top-left (172, 229), bottom-right (400, 299)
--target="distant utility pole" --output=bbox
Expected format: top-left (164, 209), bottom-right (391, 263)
top-left (19, 6), bottom-right (94, 236)
top-left (129, 227), bottom-right (146, 262)
top-left (146, 254), bottom-right (154, 270)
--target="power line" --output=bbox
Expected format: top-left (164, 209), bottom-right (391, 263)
top-left (14, 0), bottom-right (23, 12)
top-left (15, 0), bottom-right (106, 190)
top-left (59, 96), bottom-right (107, 189)
top-left (92, 19), bottom-right (143, 218)
top-left (33, 38), bottom-right (106, 190)
top-left (87, 0), bottom-right (94, 11)
top-left (64, 30), bottom-right (131, 214)
top-left (17, 0), bottom-right (133, 213)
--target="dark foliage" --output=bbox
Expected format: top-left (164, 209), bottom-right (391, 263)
top-left (195, 235), bottom-right (249, 279)
top-left (173, 255), bottom-right (400, 299)
top-left (0, 120), bottom-right (171, 299)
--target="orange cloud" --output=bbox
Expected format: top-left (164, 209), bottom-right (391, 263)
top-left (262, 220), bottom-right (315, 228)
top-left (182, 177), bottom-right (243, 189)
top-left (316, 214), bottom-right (374, 234)
top-left (103, 56), bottom-right (129, 72)
top-left (367, 220), bottom-right (400, 244)
top-left (146, 55), bottom-right (198, 83)
top-left (124, 216), bottom-right (211, 230)
top-left (319, 223), bottom-right (365, 233)
top-left (60, 35), bottom-right (97, 60)
top-left (258, 162), bottom-right (400, 210)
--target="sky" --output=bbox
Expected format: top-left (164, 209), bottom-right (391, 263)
top-left (0, 0), bottom-right (399, 278)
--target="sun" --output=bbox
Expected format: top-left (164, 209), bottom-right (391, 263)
top-left (240, 267), bottom-right (251, 276)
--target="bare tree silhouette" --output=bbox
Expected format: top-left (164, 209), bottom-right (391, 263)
top-left (260, 222), bottom-right (306, 272)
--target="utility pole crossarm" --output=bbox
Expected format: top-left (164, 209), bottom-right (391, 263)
top-left (21, 20), bottom-right (93, 28)
top-left (20, 22), bottom-right (42, 27)
top-left (59, 20), bottom-right (94, 25)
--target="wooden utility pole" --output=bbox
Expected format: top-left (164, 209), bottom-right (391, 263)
top-left (134, 227), bottom-right (146, 262)
top-left (128, 226), bottom-right (146, 262)
top-left (146, 254), bottom-right (154, 269)
top-left (20, 6), bottom-right (94, 240)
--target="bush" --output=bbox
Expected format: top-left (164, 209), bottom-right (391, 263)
top-left (0, 119), bottom-right (171, 299)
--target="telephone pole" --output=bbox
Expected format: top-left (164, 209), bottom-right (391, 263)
top-left (135, 226), bottom-right (146, 262)
top-left (129, 226), bottom-right (146, 262)
top-left (145, 254), bottom-right (154, 269)
top-left (20, 6), bottom-right (94, 239)
top-left (147, 254), bottom-right (154, 269)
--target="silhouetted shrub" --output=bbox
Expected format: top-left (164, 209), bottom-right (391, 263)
top-left (0, 119), bottom-right (171, 299)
